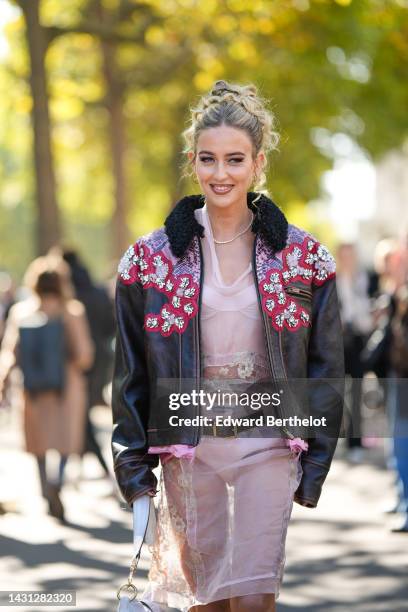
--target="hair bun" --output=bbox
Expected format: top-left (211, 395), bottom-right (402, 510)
top-left (211, 80), bottom-right (240, 97)
top-left (211, 80), bottom-right (258, 102)
top-left (213, 80), bottom-right (228, 91)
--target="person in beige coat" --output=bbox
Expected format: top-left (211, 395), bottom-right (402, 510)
top-left (0, 255), bottom-right (94, 521)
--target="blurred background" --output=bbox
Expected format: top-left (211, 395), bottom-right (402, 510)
top-left (1, 1), bottom-right (408, 611)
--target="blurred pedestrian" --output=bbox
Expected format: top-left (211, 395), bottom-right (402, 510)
top-left (0, 255), bottom-right (94, 521)
top-left (366, 238), bottom-right (408, 516)
top-left (336, 243), bottom-right (372, 460)
top-left (60, 248), bottom-right (115, 478)
top-left (360, 240), bottom-right (400, 382)
top-left (0, 272), bottom-right (16, 413)
top-left (0, 271), bottom-right (15, 343)
top-left (373, 237), bottom-right (405, 297)
top-left (388, 271), bottom-right (408, 532)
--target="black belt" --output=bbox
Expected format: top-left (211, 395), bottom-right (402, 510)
top-left (201, 411), bottom-right (266, 438)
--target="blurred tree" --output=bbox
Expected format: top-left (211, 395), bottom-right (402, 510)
top-left (16, 0), bottom-right (61, 254)
top-left (97, 3), bottom-right (130, 255)
top-left (1, 0), bottom-right (408, 278)
top-left (18, 0), bottom-right (194, 257)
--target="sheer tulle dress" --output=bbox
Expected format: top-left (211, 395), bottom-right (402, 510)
top-left (141, 205), bottom-right (306, 611)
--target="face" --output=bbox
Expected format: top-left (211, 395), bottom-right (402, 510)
top-left (189, 124), bottom-right (264, 209)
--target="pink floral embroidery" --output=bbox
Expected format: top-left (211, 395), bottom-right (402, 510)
top-left (118, 235), bottom-right (335, 336)
top-left (259, 237), bottom-right (335, 331)
top-left (118, 242), bottom-right (199, 336)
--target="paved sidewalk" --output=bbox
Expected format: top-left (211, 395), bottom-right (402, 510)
top-left (0, 404), bottom-right (407, 611)
top-left (283, 445), bottom-right (408, 611)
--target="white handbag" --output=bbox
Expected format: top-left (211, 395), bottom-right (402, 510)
top-left (116, 497), bottom-right (156, 612)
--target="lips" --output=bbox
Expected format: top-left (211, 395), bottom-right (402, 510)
top-left (210, 184), bottom-right (234, 194)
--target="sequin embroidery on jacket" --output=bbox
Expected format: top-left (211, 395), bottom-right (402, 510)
top-left (259, 236), bottom-right (336, 332)
top-left (118, 242), bottom-right (199, 337)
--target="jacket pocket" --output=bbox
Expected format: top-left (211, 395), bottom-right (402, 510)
top-left (284, 285), bottom-right (312, 301)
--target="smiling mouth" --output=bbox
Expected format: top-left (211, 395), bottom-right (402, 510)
top-left (210, 184), bottom-right (234, 194)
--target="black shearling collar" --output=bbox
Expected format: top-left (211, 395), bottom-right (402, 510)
top-left (164, 192), bottom-right (288, 258)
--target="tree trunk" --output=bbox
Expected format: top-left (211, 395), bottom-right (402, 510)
top-left (169, 102), bottom-right (191, 208)
top-left (18, 0), bottom-right (60, 254)
top-left (90, 0), bottom-right (129, 259)
top-left (99, 31), bottom-right (130, 258)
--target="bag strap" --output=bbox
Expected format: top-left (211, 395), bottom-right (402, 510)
top-left (117, 499), bottom-right (153, 610)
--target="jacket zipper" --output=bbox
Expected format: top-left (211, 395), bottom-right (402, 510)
top-left (194, 236), bottom-right (204, 445)
top-left (285, 286), bottom-right (312, 300)
top-left (178, 332), bottom-right (182, 395)
top-left (252, 237), bottom-right (295, 440)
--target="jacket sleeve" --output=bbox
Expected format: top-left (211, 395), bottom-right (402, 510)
top-left (294, 265), bottom-right (345, 508)
top-left (111, 275), bottom-right (159, 507)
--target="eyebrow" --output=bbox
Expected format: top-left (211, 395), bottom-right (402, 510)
top-left (198, 150), bottom-right (246, 156)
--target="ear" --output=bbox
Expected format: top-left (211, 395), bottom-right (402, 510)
top-left (187, 150), bottom-right (195, 162)
top-left (255, 150), bottom-right (266, 171)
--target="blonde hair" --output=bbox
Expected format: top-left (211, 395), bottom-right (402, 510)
top-left (182, 80), bottom-right (280, 190)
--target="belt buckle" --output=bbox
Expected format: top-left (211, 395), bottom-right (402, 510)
top-left (232, 423), bottom-right (238, 437)
top-left (212, 421), bottom-right (218, 437)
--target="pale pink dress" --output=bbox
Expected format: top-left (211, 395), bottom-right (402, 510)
top-left (142, 205), bottom-right (307, 611)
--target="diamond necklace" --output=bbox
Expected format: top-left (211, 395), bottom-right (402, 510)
top-left (212, 211), bottom-right (254, 245)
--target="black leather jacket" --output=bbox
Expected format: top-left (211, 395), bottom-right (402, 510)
top-left (111, 192), bottom-right (345, 508)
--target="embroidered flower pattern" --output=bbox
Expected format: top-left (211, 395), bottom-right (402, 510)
top-left (117, 244), bottom-right (140, 284)
top-left (168, 500), bottom-right (186, 533)
top-left (259, 237), bottom-right (335, 331)
top-left (119, 234), bottom-right (335, 336)
top-left (218, 366), bottom-right (230, 377)
top-left (236, 353), bottom-right (255, 379)
top-left (202, 352), bottom-right (265, 382)
top-left (118, 242), bottom-right (199, 337)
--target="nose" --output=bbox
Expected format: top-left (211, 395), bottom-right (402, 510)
top-left (212, 161), bottom-right (229, 181)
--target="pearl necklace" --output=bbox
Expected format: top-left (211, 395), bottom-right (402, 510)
top-left (212, 211), bottom-right (254, 245)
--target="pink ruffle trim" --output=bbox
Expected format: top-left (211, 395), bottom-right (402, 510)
top-left (287, 437), bottom-right (309, 453)
top-left (148, 444), bottom-right (196, 464)
top-left (148, 438), bottom-right (309, 463)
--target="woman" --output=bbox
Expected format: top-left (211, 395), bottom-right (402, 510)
top-left (0, 255), bottom-right (94, 521)
top-left (112, 81), bottom-right (344, 611)
top-left (336, 243), bottom-right (372, 458)
top-left (389, 282), bottom-right (408, 532)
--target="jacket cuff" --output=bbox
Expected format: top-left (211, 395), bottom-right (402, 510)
top-left (293, 494), bottom-right (317, 508)
top-left (114, 461), bottom-right (158, 506)
top-left (294, 458), bottom-right (329, 508)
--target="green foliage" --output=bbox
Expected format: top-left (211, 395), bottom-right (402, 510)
top-left (0, 0), bottom-right (407, 279)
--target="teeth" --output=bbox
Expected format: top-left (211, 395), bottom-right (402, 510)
top-left (212, 185), bottom-right (233, 192)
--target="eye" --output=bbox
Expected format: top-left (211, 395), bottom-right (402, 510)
top-left (229, 157), bottom-right (244, 164)
top-left (199, 156), bottom-right (214, 163)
